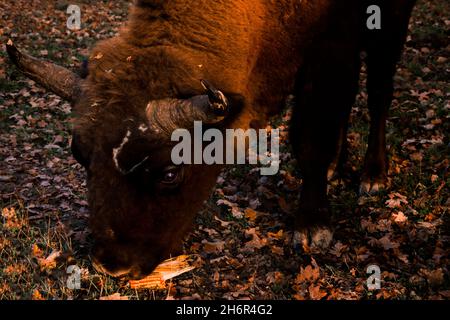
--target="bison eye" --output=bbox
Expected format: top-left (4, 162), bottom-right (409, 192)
top-left (164, 171), bottom-right (177, 183)
top-left (160, 166), bottom-right (184, 186)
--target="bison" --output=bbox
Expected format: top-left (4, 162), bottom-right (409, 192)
top-left (7, 0), bottom-right (416, 278)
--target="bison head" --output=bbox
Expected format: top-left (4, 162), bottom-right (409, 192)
top-left (7, 40), bottom-right (239, 278)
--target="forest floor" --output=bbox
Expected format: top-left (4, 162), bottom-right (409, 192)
top-left (0, 0), bottom-right (448, 300)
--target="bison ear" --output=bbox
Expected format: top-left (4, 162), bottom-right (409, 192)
top-left (6, 40), bottom-right (82, 102)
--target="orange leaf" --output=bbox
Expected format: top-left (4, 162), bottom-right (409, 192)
top-left (32, 290), bottom-right (45, 300)
top-left (129, 255), bottom-right (196, 290)
top-left (100, 293), bottom-right (129, 300)
top-left (296, 264), bottom-right (320, 283)
top-left (38, 251), bottom-right (61, 270)
top-left (244, 208), bottom-right (257, 222)
top-left (32, 244), bottom-right (44, 258)
top-left (308, 284), bottom-right (327, 300)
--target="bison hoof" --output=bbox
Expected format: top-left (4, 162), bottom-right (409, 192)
top-left (293, 226), bottom-right (333, 253)
top-left (359, 176), bottom-right (388, 195)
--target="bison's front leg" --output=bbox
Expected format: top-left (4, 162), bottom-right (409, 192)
top-left (360, 2), bottom-right (416, 194)
top-left (290, 37), bottom-right (361, 251)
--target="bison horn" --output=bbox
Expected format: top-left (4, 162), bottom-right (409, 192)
top-left (146, 80), bottom-right (229, 137)
top-left (6, 40), bottom-right (81, 102)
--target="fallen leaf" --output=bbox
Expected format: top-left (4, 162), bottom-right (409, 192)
top-left (420, 268), bottom-right (444, 288)
top-left (32, 290), bottom-right (45, 300)
top-left (242, 228), bottom-right (267, 252)
top-left (267, 230), bottom-right (284, 240)
top-left (38, 251), bottom-right (61, 270)
top-left (203, 241), bottom-right (225, 254)
top-left (392, 211), bottom-right (408, 224)
top-left (100, 293), bottom-right (129, 300)
top-left (266, 271), bottom-right (284, 285)
top-left (129, 255), bottom-right (196, 290)
top-left (296, 264), bottom-right (320, 283)
top-left (308, 284), bottom-right (327, 300)
top-left (271, 246), bottom-right (284, 255)
top-left (330, 242), bottom-right (348, 257)
top-left (214, 216), bottom-right (232, 228)
top-left (32, 244), bottom-right (44, 258)
top-left (244, 208), bottom-right (257, 222)
top-left (385, 192), bottom-right (408, 208)
top-left (375, 236), bottom-right (400, 250)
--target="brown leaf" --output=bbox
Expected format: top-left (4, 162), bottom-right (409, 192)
top-left (266, 271), bottom-right (284, 285)
top-left (267, 229), bottom-right (284, 240)
top-left (308, 284), bottom-right (327, 300)
top-left (203, 241), bottom-right (225, 254)
top-left (271, 246), bottom-right (284, 255)
top-left (392, 211), bottom-right (408, 224)
top-left (244, 208), bottom-right (257, 222)
top-left (293, 293), bottom-right (306, 300)
top-left (421, 268), bottom-right (444, 288)
top-left (376, 236), bottom-right (400, 250)
top-left (214, 216), bottom-right (232, 228)
top-left (393, 249), bottom-right (409, 264)
top-left (242, 228), bottom-right (267, 252)
top-left (296, 264), bottom-right (320, 283)
top-left (330, 241), bottom-right (348, 257)
top-left (355, 246), bottom-right (371, 262)
top-left (100, 293), bottom-right (129, 300)
top-left (213, 270), bottom-right (220, 284)
top-left (385, 192), bottom-right (408, 208)
top-left (32, 244), bottom-right (44, 258)
top-left (38, 251), bottom-right (61, 270)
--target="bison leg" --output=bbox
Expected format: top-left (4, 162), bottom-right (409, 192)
top-left (360, 52), bottom-right (395, 195)
top-left (327, 115), bottom-right (351, 181)
top-left (290, 40), bottom-right (360, 250)
top-left (360, 3), bottom-right (415, 195)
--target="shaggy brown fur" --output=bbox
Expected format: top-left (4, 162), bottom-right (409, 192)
top-left (72, 0), bottom-right (337, 277)
top-left (9, 0), bottom-right (416, 278)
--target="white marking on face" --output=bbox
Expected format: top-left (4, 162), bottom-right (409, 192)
top-left (138, 124), bottom-right (148, 133)
top-left (112, 130), bottom-right (131, 172)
